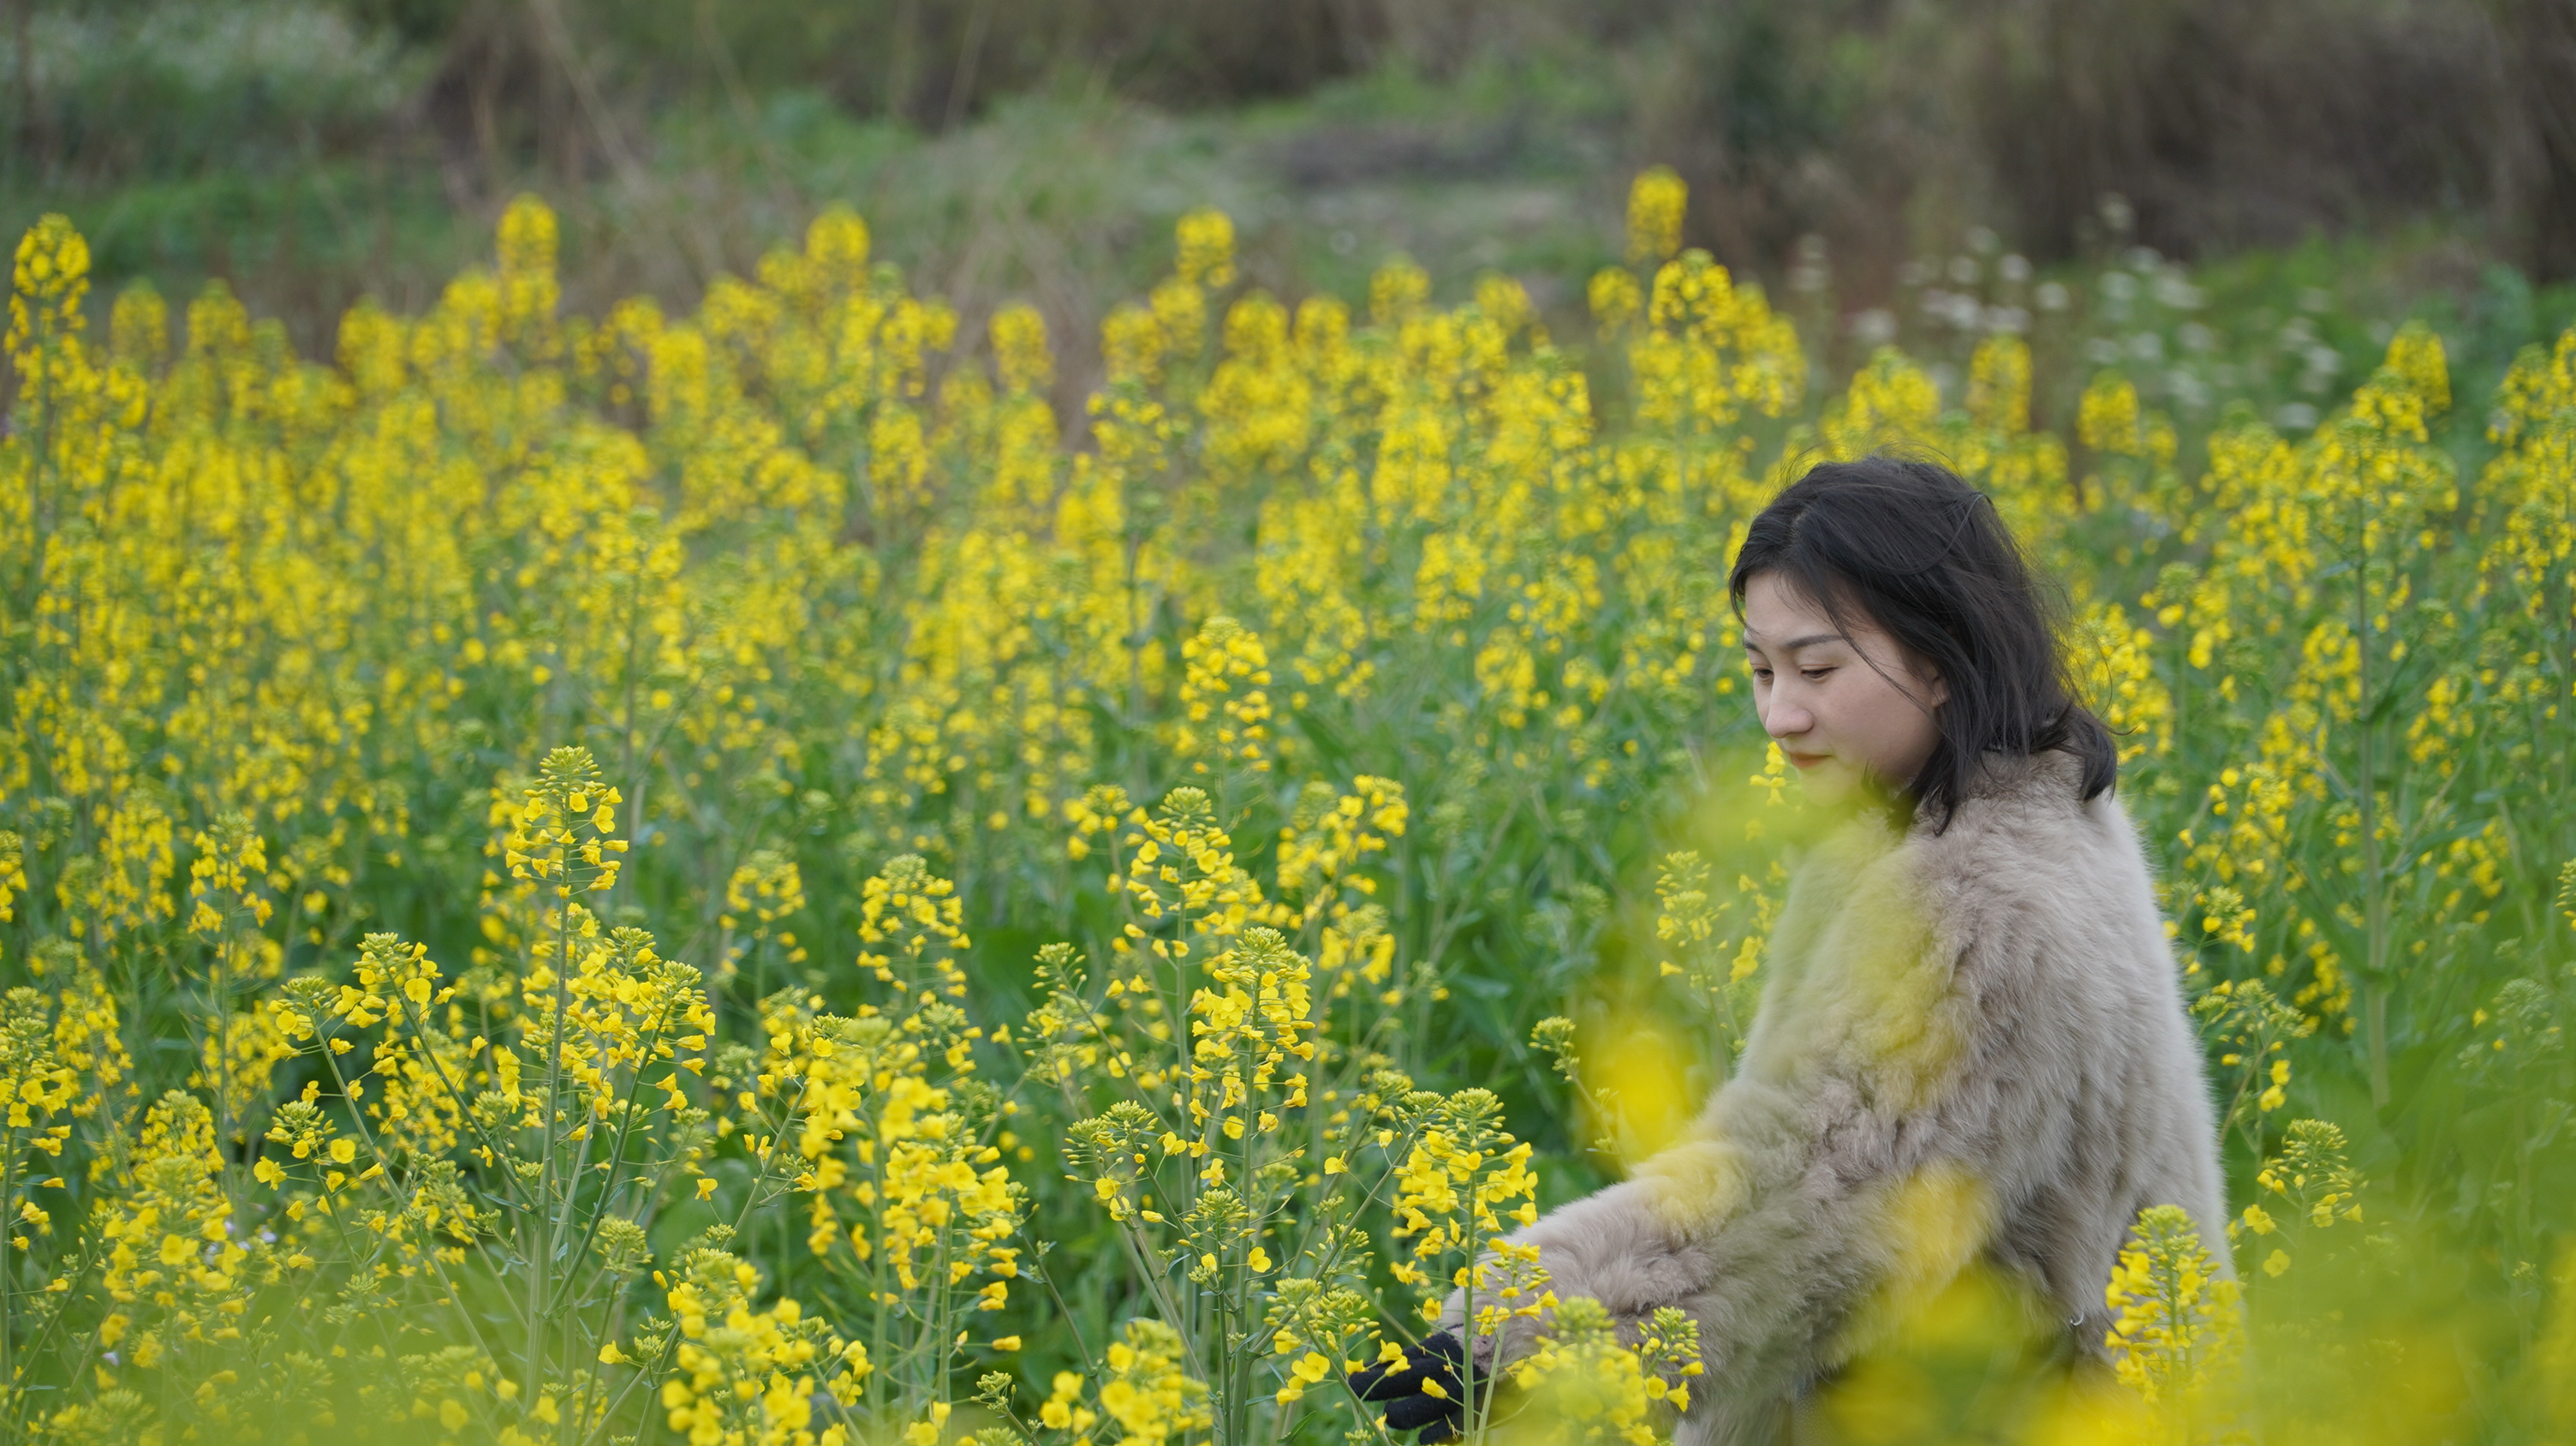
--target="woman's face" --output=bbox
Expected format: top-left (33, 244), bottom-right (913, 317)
top-left (1740, 571), bottom-right (1948, 801)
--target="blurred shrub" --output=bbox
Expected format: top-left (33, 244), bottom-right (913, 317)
top-left (4, 0), bottom-right (2571, 285)
top-left (1, 0), bottom-right (423, 181)
top-left (1966, 0), bottom-right (2501, 259)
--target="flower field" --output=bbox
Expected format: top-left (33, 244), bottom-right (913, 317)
top-left (0, 170), bottom-right (2572, 1444)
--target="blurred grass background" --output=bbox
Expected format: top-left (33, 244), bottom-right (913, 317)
top-left (4, 0), bottom-right (2574, 445)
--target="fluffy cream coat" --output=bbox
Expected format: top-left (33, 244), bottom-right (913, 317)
top-left (1444, 747), bottom-right (2227, 1444)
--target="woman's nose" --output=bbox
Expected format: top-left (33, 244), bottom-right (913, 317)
top-left (1762, 696), bottom-right (1812, 738)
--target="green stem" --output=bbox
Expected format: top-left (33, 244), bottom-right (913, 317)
top-left (528, 853), bottom-right (578, 1397)
top-left (2355, 489), bottom-right (2392, 1109)
top-left (1, 1126), bottom-right (18, 1403)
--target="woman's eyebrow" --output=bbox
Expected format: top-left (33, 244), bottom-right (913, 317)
top-left (1743, 631), bottom-right (1844, 652)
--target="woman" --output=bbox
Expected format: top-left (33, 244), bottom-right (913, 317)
top-left (1353, 457), bottom-right (2229, 1444)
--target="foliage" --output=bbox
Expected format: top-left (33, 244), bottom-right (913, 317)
top-left (0, 169), bottom-right (2573, 1445)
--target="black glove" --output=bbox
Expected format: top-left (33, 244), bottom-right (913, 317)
top-left (1346, 1330), bottom-right (1491, 1443)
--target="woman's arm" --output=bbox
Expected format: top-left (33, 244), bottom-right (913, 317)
top-left (1466, 1067), bottom-right (1995, 1371)
top-left (1440, 892), bottom-right (2028, 1418)
top-left (1441, 1067), bottom-right (1964, 1391)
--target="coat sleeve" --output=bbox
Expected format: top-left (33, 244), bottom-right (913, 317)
top-left (1440, 848), bottom-right (2075, 1425)
top-left (1446, 1066), bottom-right (1979, 1385)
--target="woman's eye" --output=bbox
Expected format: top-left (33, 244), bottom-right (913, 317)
top-left (1800, 668), bottom-right (1833, 682)
top-left (1750, 667), bottom-right (1773, 683)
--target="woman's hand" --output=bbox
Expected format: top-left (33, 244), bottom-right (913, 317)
top-left (1345, 1330), bottom-right (1496, 1443)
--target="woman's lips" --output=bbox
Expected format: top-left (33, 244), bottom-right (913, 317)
top-left (1785, 751), bottom-right (1827, 770)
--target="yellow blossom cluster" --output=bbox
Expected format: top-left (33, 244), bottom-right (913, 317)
top-left (2104, 1205), bottom-right (2244, 1413)
top-left (1503, 1297), bottom-right (1704, 1446)
top-left (658, 1245), bottom-right (872, 1446)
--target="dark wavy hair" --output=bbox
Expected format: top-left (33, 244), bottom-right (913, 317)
top-left (1726, 455), bottom-right (2115, 831)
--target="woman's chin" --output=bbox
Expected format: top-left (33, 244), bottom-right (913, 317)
top-left (1795, 760), bottom-right (1911, 814)
top-left (1794, 761), bottom-right (1860, 804)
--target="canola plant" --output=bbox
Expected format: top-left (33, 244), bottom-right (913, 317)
top-left (0, 167), bottom-right (2573, 1444)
